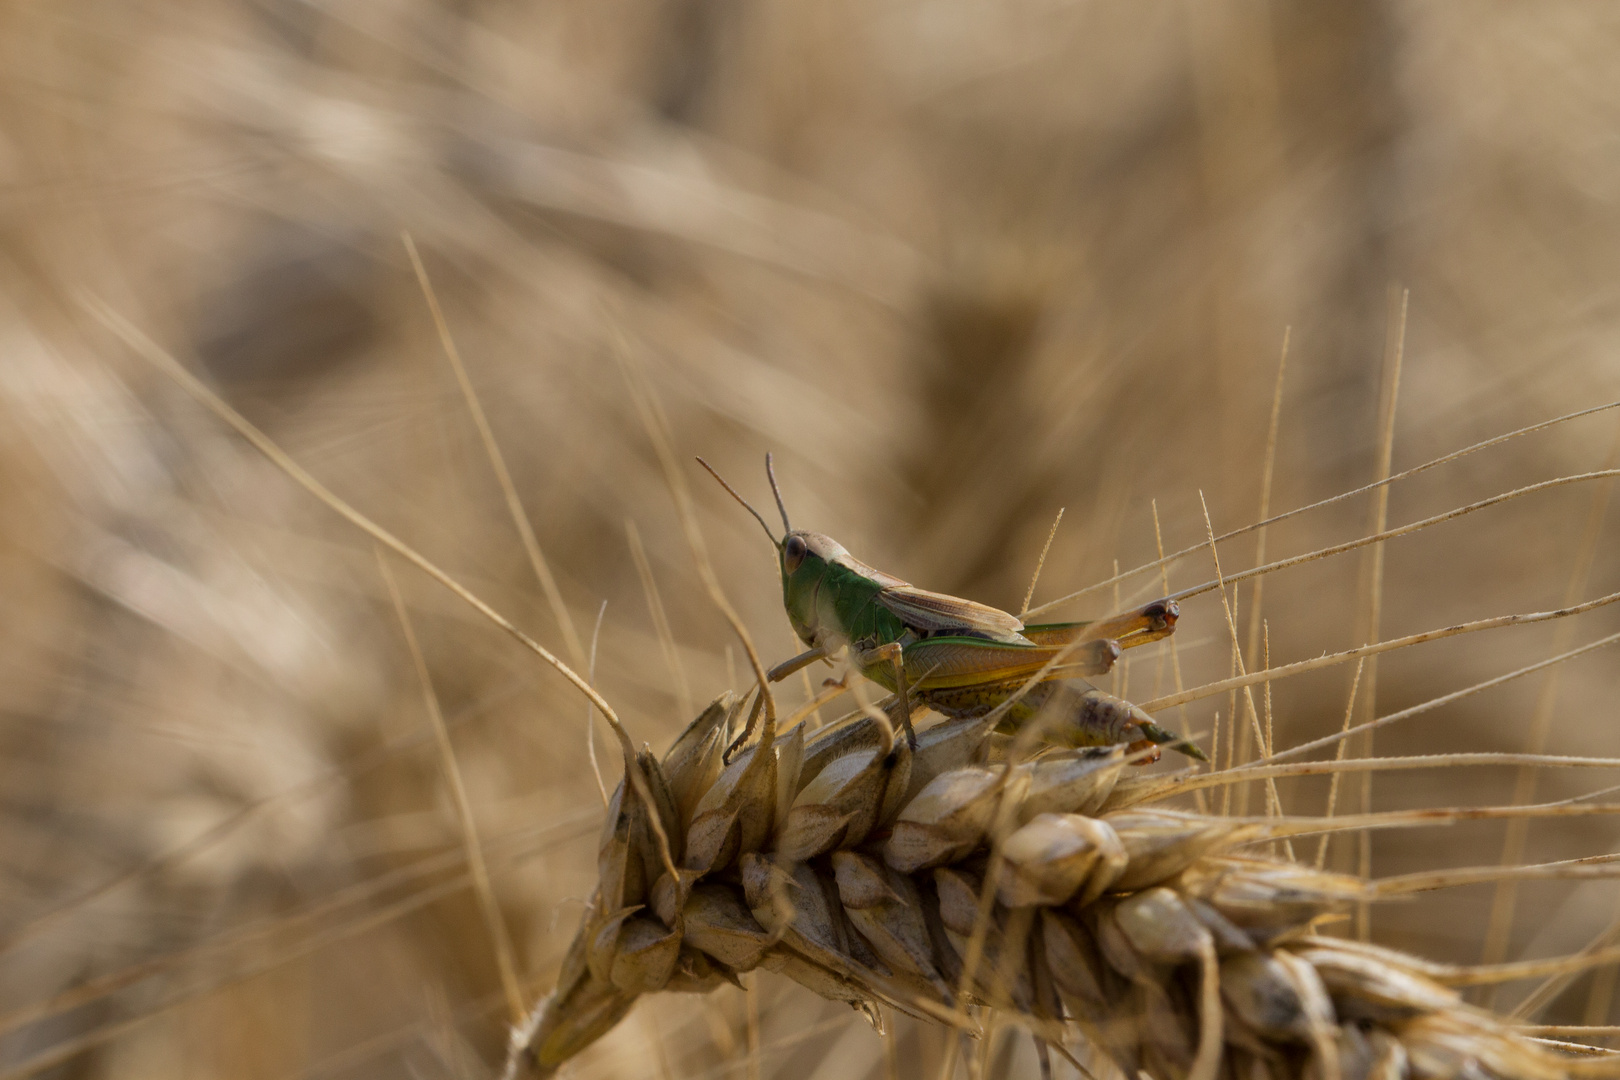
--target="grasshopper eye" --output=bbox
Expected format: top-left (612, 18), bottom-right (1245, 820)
top-left (783, 534), bottom-right (807, 572)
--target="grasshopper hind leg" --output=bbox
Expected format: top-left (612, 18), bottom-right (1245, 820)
top-left (979, 682), bottom-right (1205, 764)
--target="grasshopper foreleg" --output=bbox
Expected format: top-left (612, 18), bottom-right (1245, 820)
top-left (728, 646), bottom-right (830, 763)
top-left (767, 645), bottom-right (827, 683)
top-left (722, 687), bottom-right (767, 763)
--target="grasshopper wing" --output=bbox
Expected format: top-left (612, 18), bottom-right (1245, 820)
top-left (876, 585), bottom-right (1029, 644)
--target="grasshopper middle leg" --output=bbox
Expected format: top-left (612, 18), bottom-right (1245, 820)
top-left (856, 641), bottom-right (918, 749)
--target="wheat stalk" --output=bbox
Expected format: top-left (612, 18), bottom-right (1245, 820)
top-left (505, 691), bottom-right (1612, 1080)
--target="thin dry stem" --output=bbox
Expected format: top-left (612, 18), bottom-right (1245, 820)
top-left (1162, 467), bottom-right (1620, 611)
top-left (614, 335), bottom-right (777, 742)
top-left (1235, 629), bottom-right (1620, 770)
top-left (1140, 592), bottom-right (1620, 714)
top-left (1316, 658), bottom-right (1366, 868)
top-left (1019, 507), bottom-right (1064, 619)
top-left (1376, 858), bottom-right (1620, 899)
top-left (376, 549), bottom-right (526, 1024)
top-left (1234, 802), bottom-right (1620, 843)
top-left (585, 599), bottom-right (610, 808)
top-left (1585, 896), bottom-right (1620, 1025)
top-left (0, 673), bottom-right (534, 964)
top-left (0, 872), bottom-right (477, 1080)
top-left (1026, 398), bottom-right (1620, 617)
top-left (1517, 903), bottom-right (1620, 1021)
top-left (0, 809), bottom-right (598, 1046)
top-left (1149, 751), bottom-right (1620, 804)
top-left (1482, 417), bottom-right (1620, 981)
top-left (1235, 328), bottom-right (1290, 806)
top-left (1198, 492), bottom-right (1284, 825)
top-left (785, 678), bottom-right (849, 730)
top-left (1152, 498), bottom-right (1204, 813)
top-left (626, 518), bottom-right (696, 719)
top-left (1354, 286), bottom-right (1407, 936)
top-left (403, 233), bottom-right (587, 669)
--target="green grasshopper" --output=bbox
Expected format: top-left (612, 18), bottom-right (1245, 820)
top-left (699, 456), bottom-right (1204, 764)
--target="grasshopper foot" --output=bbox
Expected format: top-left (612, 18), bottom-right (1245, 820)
top-left (1140, 598), bottom-right (1179, 634)
top-left (1125, 739), bottom-right (1163, 765)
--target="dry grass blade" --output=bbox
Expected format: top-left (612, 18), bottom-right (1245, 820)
top-left (1374, 858), bottom-right (1620, 898)
top-left (403, 233), bottom-right (588, 670)
top-left (376, 547), bottom-right (526, 1024)
top-left (627, 517), bottom-right (697, 720)
top-left (1518, 913), bottom-right (1620, 1021)
top-left (1138, 750), bottom-right (1620, 806)
top-left (0, 805), bottom-right (602, 1073)
top-left (1482, 418), bottom-right (1620, 981)
top-left (1025, 398), bottom-right (1620, 617)
top-left (1152, 497), bottom-right (1203, 812)
top-left (613, 333), bottom-right (777, 739)
top-left (585, 599), bottom-right (610, 807)
top-left (1140, 596), bottom-right (1620, 715)
top-left (1198, 492), bottom-right (1285, 831)
top-left (1232, 804), bottom-right (1620, 840)
top-left (1234, 328), bottom-right (1289, 809)
top-left (1353, 286), bottom-right (1408, 937)
top-left (0, 844), bottom-right (460, 1041)
top-left (1317, 657), bottom-right (1366, 868)
top-left (784, 679), bottom-right (850, 729)
top-left (1237, 629), bottom-right (1620, 769)
top-left (1164, 468), bottom-right (1620, 607)
top-left (0, 672), bottom-right (533, 962)
top-left (1019, 506), bottom-right (1064, 619)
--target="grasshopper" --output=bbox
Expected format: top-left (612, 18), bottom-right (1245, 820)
top-left (699, 456), bottom-right (1204, 764)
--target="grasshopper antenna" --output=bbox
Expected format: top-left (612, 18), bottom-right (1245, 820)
top-left (696, 457), bottom-right (780, 546)
top-left (765, 452), bottom-right (792, 533)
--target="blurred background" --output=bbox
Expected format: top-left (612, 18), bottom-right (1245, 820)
top-left (2, 2), bottom-right (1619, 1077)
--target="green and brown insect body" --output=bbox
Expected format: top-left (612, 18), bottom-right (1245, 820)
top-left (776, 528), bottom-right (1199, 761)
top-left (700, 456), bottom-right (1203, 762)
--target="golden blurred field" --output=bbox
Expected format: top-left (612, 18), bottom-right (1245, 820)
top-left (2, 2), bottom-right (1618, 1077)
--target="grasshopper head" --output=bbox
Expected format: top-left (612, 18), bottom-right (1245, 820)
top-left (780, 529), bottom-right (847, 647)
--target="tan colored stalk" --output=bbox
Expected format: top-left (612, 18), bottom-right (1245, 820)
top-left (1152, 499), bottom-right (1204, 814)
top-left (627, 517), bottom-right (697, 720)
top-left (1140, 595), bottom-right (1620, 714)
top-left (1019, 507), bottom-right (1065, 619)
top-left (377, 549), bottom-right (526, 1024)
top-left (1026, 399), bottom-right (1620, 617)
top-left (1481, 418), bottom-right (1620, 986)
top-left (1199, 492), bottom-right (1284, 827)
top-left (1234, 327), bottom-right (1289, 805)
top-left (403, 233), bottom-right (587, 670)
top-left (1354, 286), bottom-right (1408, 936)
